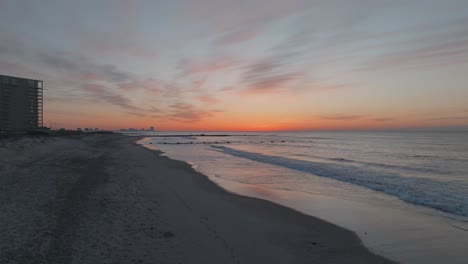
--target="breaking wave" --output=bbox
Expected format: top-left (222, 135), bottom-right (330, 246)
top-left (212, 145), bottom-right (468, 217)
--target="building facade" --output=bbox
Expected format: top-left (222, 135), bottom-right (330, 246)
top-left (0, 75), bottom-right (43, 133)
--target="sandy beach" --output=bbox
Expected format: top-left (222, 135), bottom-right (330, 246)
top-left (0, 134), bottom-right (394, 264)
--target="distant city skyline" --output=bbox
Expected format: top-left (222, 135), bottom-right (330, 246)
top-left (118, 127), bottom-right (155, 132)
top-left (1, 0), bottom-right (468, 131)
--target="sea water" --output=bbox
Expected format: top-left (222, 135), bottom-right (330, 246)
top-left (135, 131), bottom-right (468, 263)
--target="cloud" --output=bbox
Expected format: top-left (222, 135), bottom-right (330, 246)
top-left (179, 0), bottom-right (312, 43)
top-left (197, 94), bottom-right (219, 105)
top-left (425, 116), bottom-right (468, 121)
top-left (241, 57), bottom-right (301, 94)
top-left (81, 83), bottom-right (139, 111)
top-left (29, 50), bottom-right (133, 83)
top-left (320, 114), bottom-right (364, 121)
top-left (169, 102), bottom-right (192, 110)
top-left (0, 23), bottom-right (163, 113)
top-left (0, 61), bottom-right (49, 82)
top-left (355, 19), bottom-right (468, 72)
top-left (373, 117), bottom-right (395, 122)
top-left (168, 110), bottom-right (213, 123)
top-left (119, 79), bottom-right (161, 96)
top-left (245, 73), bottom-right (300, 93)
top-left (36, 51), bottom-right (133, 83)
top-left (219, 86), bottom-right (235, 92)
top-left (126, 111), bottom-right (147, 118)
top-left (236, 23), bottom-right (353, 95)
top-left (1, 11), bottom-right (229, 125)
top-left (215, 29), bottom-right (259, 45)
top-left (368, 38), bottom-right (468, 71)
top-left (83, 34), bottom-right (157, 59)
top-left (179, 58), bottom-right (236, 76)
top-left (311, 83), bottom-right (350, 92)
top-left (167, 102), bottom-right (217, 122)
top-left (190, 78), bottom-right (207, 91)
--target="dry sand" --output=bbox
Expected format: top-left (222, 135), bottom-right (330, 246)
top-left (0, 134), bottom-right (395, 264)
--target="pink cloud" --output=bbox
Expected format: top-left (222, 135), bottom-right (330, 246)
top-left (219, 86), bottom-right (235, 92)
top-left (81, 83), bottom-right (140, 111)
top-left (215, 29), bottom-right (259, 45)
top-left (319, 114), bottom-right (365, 121)
top-left (170, 102), bottom-right (192, 110)
top-left (167, 101), bottom-right (219, 122)
top-left (374, 118), bottom-right (395, 122)
top-left (243, 72), bottom-right (301, 94)
top-left (191, 78), bottom-right (207, 91)
top-left (197, 94), bottom-right (220, 105)
top-left (82, 83), bottom-right (106, 93)
top-left (241, 57), bottom-right (303, 94)
top-left (180, 59), bottom-right (236, 76)
top-left (310, 83), bottom-right (350, 92)
top-left (119, 79), bottom-right (161, 95)
top-left (362, 27), bottom-right (468, 71)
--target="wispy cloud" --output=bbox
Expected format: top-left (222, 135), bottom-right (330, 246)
top-left (82, 84), bottom-right (139, 111)
top-left (320, 114), bottom-right (364, 121)
top-left (215, 29), bottom-right (259, 45)
top-left (167, 102), bottom-right (217, 122)
top-left (197, 94), bottom-right (220, 105)
top-left (367, 38), bottom-right (468, 71)
top-left (373, 117), bottom-right (395, 122)
top-left (168, 110), bottom-right (213, 123)
top-left (179, 58), bottom-right (236, 76)
top-left (241, 57), bottom-right (302, 94)
top-left (126, 111), bottom-right (147, 118)
top-left (2, 0), bottom-right (468, 130)
top-left (354, 18), bottom-right (468, 72)
top-left (119, 79), bottom-right (161, 96)
top-left (36, 51), bottom-right (133, 83)
top-left (219, 86), bottom-right (235, 92)
top-left (425, 116), bottom-right (468, 121)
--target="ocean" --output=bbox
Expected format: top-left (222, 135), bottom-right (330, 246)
top-left (135, 131), bottom-right (468, 263)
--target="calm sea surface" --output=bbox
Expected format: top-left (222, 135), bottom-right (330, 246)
top-left (134, 131), bottom-right (468, 263)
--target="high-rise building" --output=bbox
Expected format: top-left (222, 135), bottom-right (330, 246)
top-left (0, 74), bottom-right (43, 133)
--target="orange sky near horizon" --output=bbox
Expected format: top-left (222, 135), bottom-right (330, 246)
top-left (2, 1), bottom-right (468, 131)
top-left (45, 105), bottom-right (464, 132)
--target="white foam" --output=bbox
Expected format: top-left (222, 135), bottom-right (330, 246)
top-left (213, 145), bottom-right (468, 217)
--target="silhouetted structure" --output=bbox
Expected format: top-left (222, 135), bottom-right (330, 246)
top-left (0, 74), bottom-right (43, 133)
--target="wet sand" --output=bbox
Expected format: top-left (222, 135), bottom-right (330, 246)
top-left (0, 134), bottom-right (394, 263)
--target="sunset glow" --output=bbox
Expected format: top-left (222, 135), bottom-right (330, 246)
top-left (1, 0), bottom-right (468, 131)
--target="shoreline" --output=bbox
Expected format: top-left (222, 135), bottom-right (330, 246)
top-left (0, 134), bottom-right (394, 263)
top-left (139, 134), bottom-right (468, 264)
top-left (132, 137), bottom-right (395, 263)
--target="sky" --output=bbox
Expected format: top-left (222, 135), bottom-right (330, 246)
top-left (1, 0), bottom-right (468, 131)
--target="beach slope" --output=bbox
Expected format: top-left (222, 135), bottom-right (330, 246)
top-left (0, 135), bottom-right (394, 264)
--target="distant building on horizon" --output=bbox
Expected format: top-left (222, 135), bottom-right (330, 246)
top-left (118, 126), bottom-right (156, 132)
top-left (0, 74), bottom-right (43, 133)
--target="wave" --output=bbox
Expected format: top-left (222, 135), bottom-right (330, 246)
top-left (329, 157), bottom-right (354, 162)
top-left (292, 151), bottom-right (447, 174)
top-left (211, 145), bottom-right (468, 217)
